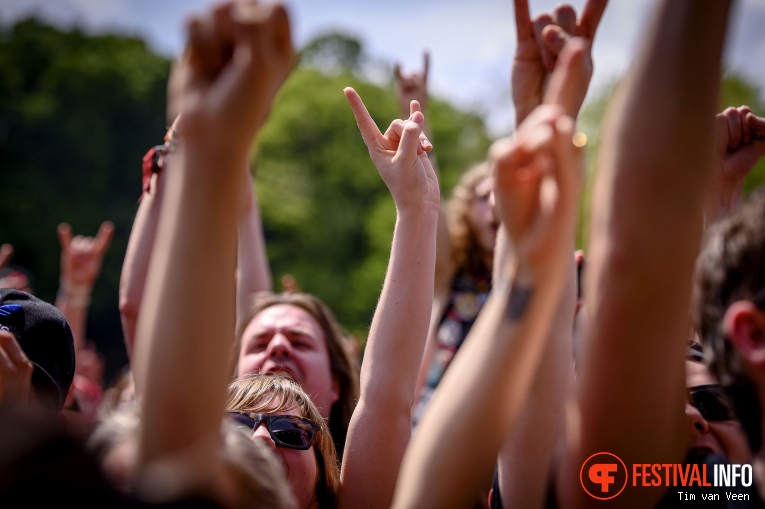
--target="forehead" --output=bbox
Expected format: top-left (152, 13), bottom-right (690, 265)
top-left (247, 304), bottom-right (323, 335)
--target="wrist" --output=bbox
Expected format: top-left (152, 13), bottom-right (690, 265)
top-left (57, 279), bottom-right (93, 307)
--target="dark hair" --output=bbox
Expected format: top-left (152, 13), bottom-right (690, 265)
top-left (234, 291), bottom-right (359, 458)
top-left (693, 186), bottom-right (765, 452)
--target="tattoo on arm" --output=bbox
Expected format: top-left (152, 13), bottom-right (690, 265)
top-left (504, 283), bottom-right (534, 321)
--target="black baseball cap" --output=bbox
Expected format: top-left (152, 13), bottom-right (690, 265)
top-left (0, 289), bottom-right (75, 409)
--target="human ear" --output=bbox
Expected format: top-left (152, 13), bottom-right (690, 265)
top-left (723, 300), bottom-right (765, 368)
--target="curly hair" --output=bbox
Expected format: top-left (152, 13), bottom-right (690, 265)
top-left (233, 291), bottom-right (359, 459)
top-left (226, 374), bottom-right (340, 509)
top-left (446, 161), bottom-right (493, 275)
top-left (693, 186), bottom-right (765, 452)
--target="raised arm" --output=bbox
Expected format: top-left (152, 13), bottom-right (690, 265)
top-left (337, 87), bottom-right (439, 509)
top-left (495, 6), bottom-right (604, 504)
top-left (557, 1), bottom-right (734, 507)
top-left (236, 165), bottom-right (273, 331)
top-left (392, 101), bottom-right (583, 509)
top-left (705, 106), bottom-right (765, 224)
top-left (55, 221), bottom-right (114, 353)
top-left (119, 122), bottom-right (176, 359)
top-left (130, 1), bottom-right (294, 498)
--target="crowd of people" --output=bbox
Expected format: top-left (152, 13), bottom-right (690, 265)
top-left (2, 0), bottom-right (765, 508)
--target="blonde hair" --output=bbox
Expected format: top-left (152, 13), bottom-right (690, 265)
top-left (226, 374), bottom-right (340, 509)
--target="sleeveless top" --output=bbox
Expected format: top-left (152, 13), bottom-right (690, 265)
top-left (412, 264), bottom-right (492, 429)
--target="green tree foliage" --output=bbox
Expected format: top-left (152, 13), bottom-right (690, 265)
top-left (0, 20), bottom-right (492, 374)
top-left (254, 40), bottom-right (492, 338)
top-left (0, 19), bottom-right (171, 379)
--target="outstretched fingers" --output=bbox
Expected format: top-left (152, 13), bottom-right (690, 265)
top-left (94, 221), bottom-right (116, 256)
top-left (344, 87), bottom-right (382, 148)
top-left (514, 0), bottom-right (533, 42)
top-left (577, 0), bottom-right (608, 41)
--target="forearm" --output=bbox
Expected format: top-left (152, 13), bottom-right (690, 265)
top-left (133, 146), bottom-right (242, 466)
top-left (497, 254), bottom-right (576, 509)
top-left (236, 173), bottom-right (273, 330)
top-left (593, 0), bottom-right (731, 264)
top-left (119, 173), bottom-right (165, 360)
top-left (392, 264), bottom-right (567, 509)
top-left (704, 180), bottom-right (743, 226)
top-left (338, 207), bottom-right (438, 509)
top-left (55, 284), bottom-right (91, 352)
top-left (566, 1), bottom-right (734, 506)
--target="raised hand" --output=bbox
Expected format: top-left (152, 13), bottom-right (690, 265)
top-left (58, 221), bottom-right (115, 290)
top-left (511, 0), bottom-right (606, 125)
top-left (706, 106), bottom-right (765, 221)
top-left (490, 104), bottom-right (582, 278)
top-left (169, 0), bottom-right (295, 156)
top-left (394, 51), bottom-right (430, 118)
top-left (0, 330), bottom-right (34, 406)
top-left (716, 106), bottom-right (765, 187)
top-left (344, 87), bottom-right (439, 214)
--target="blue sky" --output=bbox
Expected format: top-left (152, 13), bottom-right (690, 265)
top-left (2, 0), bottom-right (764, 136)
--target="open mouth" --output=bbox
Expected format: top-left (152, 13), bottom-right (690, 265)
top-left (686, 446), bottom-right (715, 464)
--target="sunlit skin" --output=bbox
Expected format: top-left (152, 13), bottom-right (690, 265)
top-left (685, 360), bottom-right (751, 464)
top-left (467, 176), bottom-right (498, 267)
top-left (246, 404), bottom-right (320, 509)
top-left (237, 305), bottom-right (339, 422)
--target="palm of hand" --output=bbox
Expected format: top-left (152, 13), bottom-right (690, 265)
top-left (68, 251), bottom-right (101, 286)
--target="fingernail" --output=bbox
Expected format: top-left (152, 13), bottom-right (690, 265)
top-left (411, 111), bottom-right (424, 124)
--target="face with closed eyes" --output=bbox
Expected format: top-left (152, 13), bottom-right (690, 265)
top-left (237, 304), bottom-right (339, 423)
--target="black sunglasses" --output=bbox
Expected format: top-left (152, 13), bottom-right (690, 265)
top-left (224, 410), bottom-right (321, 450)
top-left (687, 384), bottom-right (736, 422)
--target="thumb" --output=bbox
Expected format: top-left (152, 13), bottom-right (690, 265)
top-left (396, 111), bottom-right (424, 161)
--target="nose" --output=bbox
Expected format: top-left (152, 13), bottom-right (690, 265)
top-left (252, 422), bottom-right (275, 450)
top-left (265, 332), bottom-right (292, 359)
top-left (686, 403), bottom-right (710, 436)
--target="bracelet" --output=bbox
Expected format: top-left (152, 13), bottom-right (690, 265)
top-left (138, 126), bottom-right (180, 203)
top-left (58, 280), bottom-right (93, 307)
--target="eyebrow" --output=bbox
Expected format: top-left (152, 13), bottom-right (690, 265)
top-left (249, 327), bottom-right (318, 341)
